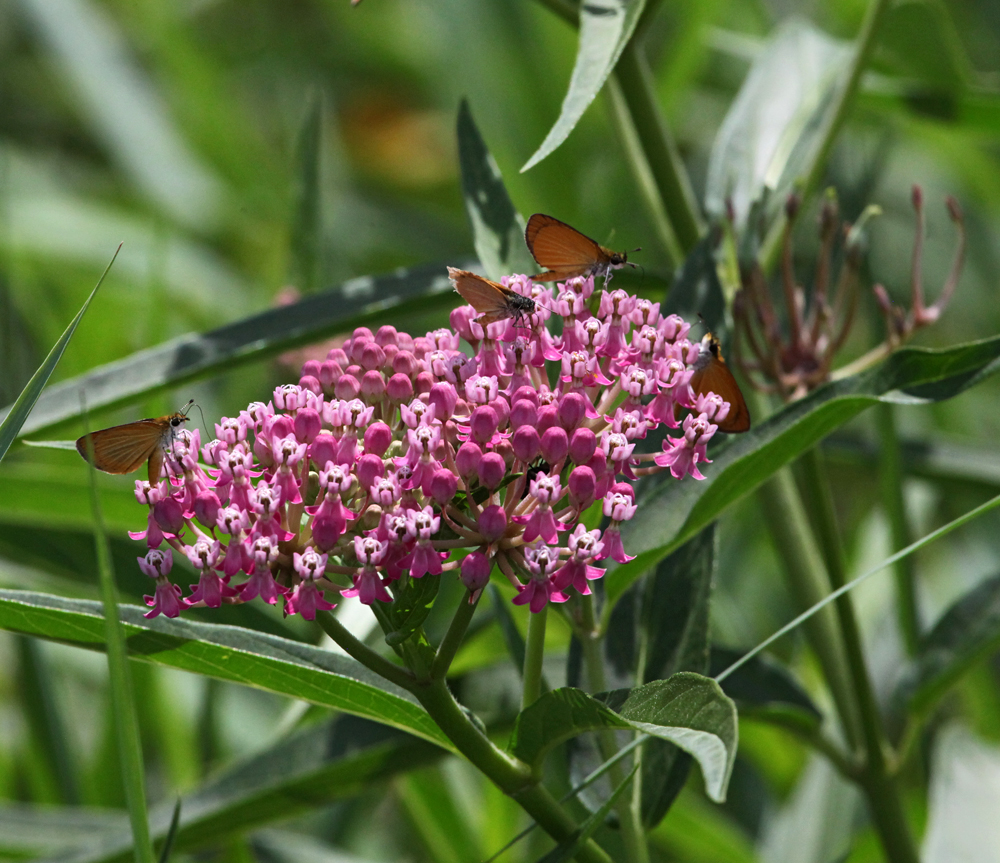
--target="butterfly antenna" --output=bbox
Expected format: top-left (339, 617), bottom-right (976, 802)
top-left (191, 402), bottom-right (211, 442)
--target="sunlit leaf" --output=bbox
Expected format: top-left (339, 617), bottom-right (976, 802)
top-left (0, 589), bottom-right (451, 749)
top-left (704, 17), bottom-right (851, 228)
top-left (509, 673), bottom-right (737, 802)
top-left (521, 0), bottom-right (647, 173)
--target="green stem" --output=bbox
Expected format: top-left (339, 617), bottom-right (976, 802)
top-left (761, 0), bottom-right (894, 269)
top-left (750, 713), bottom-right (860, 782)
top-left (413, 678), bottom-right (613, 863)
top-left (85, 452), bottom-right (154, 863)
top-left (316, 611), bottom-right (416, 692)
top-left (875, 403), bottom-right (921, 655)
top-left (431, 590), bottom-right (480, 680)
top-left (756, 467), bottom-right (862, 749)
top-left (612, 43), bottom-right (704, 256)
top-left (578, 595), bottom-right (650, 863)
top-left (522, 605), bottom-right (548, 710)
top-left (797, 447), bottom-right (920, 863)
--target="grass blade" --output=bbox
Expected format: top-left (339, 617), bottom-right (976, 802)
top-left (0, 245), bottom-right (119, 461)
top-left (82, 400), bottom-right (154, 863)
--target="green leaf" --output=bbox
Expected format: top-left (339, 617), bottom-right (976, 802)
top-left (709, 646), bottom-right (821, 726)
top-left (638, 525), bottom-right (715, 827)
top-left (878, 0), bottom-right (970, 94)
top-left (704, 18), bottom-right (851, 228)
top-left (0, 589), bottom-right (452, 750)
top-left (535, 764), bottom-right (638, 863)
top-left (156, 800), bottom-right (180, 863)
top-left (605, 335), bottom-right (1000, 621)
top-left (0, 247), bottom-right (117, 459)
top-left (457, 100), bottom-right (536, 281)
top-left (2, 261), bottom-right (456, 438)
top-left (7, 716), bottom-right (441, 863)
top-left (521, 0), bottom-right (647, 173)
top-left (893, 571), bottom-right (1000, 719)
top-left (386, 574), bottom-right (440, 647)
top-left (509, 673), bottom-right (737, 802)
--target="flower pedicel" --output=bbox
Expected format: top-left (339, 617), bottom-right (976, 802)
top-left (120, 270), bottom-right (742, 621)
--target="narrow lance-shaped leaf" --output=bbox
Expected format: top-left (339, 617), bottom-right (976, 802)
top-left (457, 99), bottom-right (536, 280)
top-left (704, 18), bottom-right (851, 229)
top-left (0, 246), bottom-right (118, 460)
top-left (604, 335), bottom-right (1000, 622)
top-left (0, 590), bottom-right (452, 750)
top-left (509, 673), bottom-right (737, 802)
top-left (521, 0), bottom-right (647, 173)
top-left (2, 261), bottom-right (458, 438)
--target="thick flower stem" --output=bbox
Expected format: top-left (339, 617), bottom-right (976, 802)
top-left (413, 677), bottom-right (613, 863)
top-left (797, 447), bottom-right (919, 863)
top-left (578, 595), bottom-right (650, 863)
top-left (316, 611), bottom-right (416, 692)
top-left (612, 43), bottom-right (703, 257)
top-left (756, 467), bottom-right (862, 749)
top-left (431, 590), bottom-right (480, 680)
top-left (522, 605), bottom-right (548, 710)
top-left (875, 403), bottom-right (920, 655)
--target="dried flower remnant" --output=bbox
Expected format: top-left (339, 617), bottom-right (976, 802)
top-left (732, 187), bottom-right (965, 398)
top-left (124, 271), bottom-right (734, 625)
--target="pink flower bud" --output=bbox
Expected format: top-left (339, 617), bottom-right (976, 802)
top-left (540, 426), bottom-right (569, 465)
top-left (455, 442), bottom-right (482, 478)
top-left (512, 426), bottom-right (540, 462)
top-left (299, 374), bottom-right (322, 395)
top-left (375, 325), bottom-right (398, 347)
top-left (470, 406), bottom-right (499, 445)
top-left (478, 452), bottom-right (505, 490)
top-left (429, 382), bottom-right (458, 420)
top-left (193, 490), bottom-right (221, 528)
top-left (334, 374), bottom-right (360, 400)
top-left (364, 421), bottom-right (392, 456)
top-left (569, 465), bottom-right (596, 511)
top-left (312, 513), bottom-right (345, 551)
top-left (382, 343), bottom-right (398, 368)
top-left (512, 386), bottom-right (539, 407)
top-left (450, 305), bottom-right (478, 344)
top-left (318, 360), bottom-right (341, 393)
top-left (414, 371), bottom-right (434, 395)
top-left (510, 399), bottom-right (537, 430)
top-left (302, 359), bottom-right (321, 379)
top-left (489, 397), bottom-right (510, 431)
top-left (153, 496), bottom-right (185, 535)
top-left (558, 393), bottom-right (588, 430)
top-left (386, 373), bottom-right (414, 403)
top-left (494, 438), bottom-right (515, 466)
top-left (294, 408), bottom-right (322, 443)
top-left (353, 326), bottom-right (374, 343)
top-left (328, 347), bottom-right (348, 365)
top-left (356, 453), bottom-right (384, 490)
top-left (569, 427), bottom-right (597, 464)
top-left (478, 504), bottom-right (507, 542)
top-left (360, 370), bottom-right (386, 400)
top-left (429, 469), bottom-right (458, 505)
top-left (309, 433), bottom-right (338, 470)
top-left (393, 350), bottom-right (418, 378)
top-left (269, 415), bottom-right (294, 442)
top-left (349, 336), bottom-right (371, 366)
top-left (537, 405), bottom-right (558, 434)
top-left (360, 342), bottom-right (386, 371)
top-left (460, 552), bottom-right (491, 591)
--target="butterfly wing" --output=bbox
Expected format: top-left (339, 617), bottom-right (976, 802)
top-left (77, 420), bottom-right (167, 475)
top-left (448, 267), bottom-right (515, 325)
top-left (690, 358), bottom-right (751, 433)
top-left (525, 213), bottom-right (607, 281)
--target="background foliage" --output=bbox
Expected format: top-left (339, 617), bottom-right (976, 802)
top-left (2, 0), bottom-right (1000, 860)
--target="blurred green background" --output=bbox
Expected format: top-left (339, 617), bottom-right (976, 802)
top-left (2, 0), bottom-right (1000, 861)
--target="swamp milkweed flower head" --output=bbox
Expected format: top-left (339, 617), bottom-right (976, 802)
top-left (129, 272), bottom-right (733, 620)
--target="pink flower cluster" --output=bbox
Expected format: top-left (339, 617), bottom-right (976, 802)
top-left (132, 273), bottom-right (730, 620)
